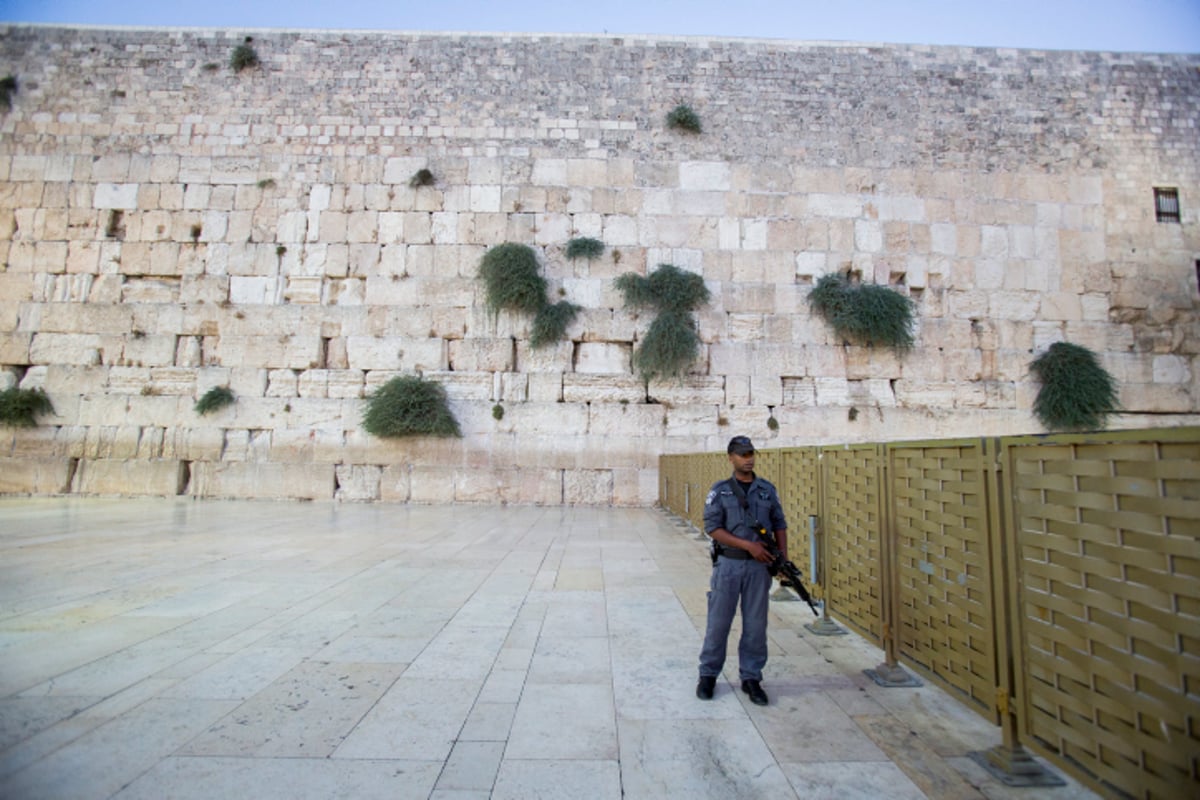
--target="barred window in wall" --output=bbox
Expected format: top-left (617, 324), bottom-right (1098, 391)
top-left (1153, 187), bottom-right (1180, 223)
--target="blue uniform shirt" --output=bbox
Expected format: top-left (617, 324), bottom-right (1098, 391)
top-left (703, 475), bottom-right (787, 545)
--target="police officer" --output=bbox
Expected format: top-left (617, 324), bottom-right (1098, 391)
top-left (696, 435), bottom-right (788, 706)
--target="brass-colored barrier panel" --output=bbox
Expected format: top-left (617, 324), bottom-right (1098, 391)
top-left (821, 444), bottom-right (885, 644)
top-left (889, 440), bottom-right (997, 720)
top-left (780, 447), bottom-right (822, 590)
top-left (1003, 429), bottom-right (1200, 800)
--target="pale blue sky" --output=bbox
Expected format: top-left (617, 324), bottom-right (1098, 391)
top-left (2, 0), bottom-right (1198, 53)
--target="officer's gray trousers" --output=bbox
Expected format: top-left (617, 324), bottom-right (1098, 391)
top-left (697, 556), bottom-right (772, 682)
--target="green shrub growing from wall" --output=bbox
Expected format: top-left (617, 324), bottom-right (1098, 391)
top-left (531, 300), bottom-right (581, 349)
top-left (1030, 342), bottom-right (1118, 431)
top-left (616, 263), bottom-right (711, 382)
top-left (195, 386), bottom-right (235, 415)
top-left (479, 243), bottom-right (547, 316)
top-left (666, 103), bottom-right (702, 134)
top-left (409, 168), bottom-right (436, 188)
top-left (0, 386), bottom-right (53, 427)
top-left (0, 75), bottom-right (17, 112)
top-left (566, 237), bottom-right (605, 260)
top-left (478, 243), bottom-right (578, 349)
top-left (362, 375), bottom-right (461, 438)
top-left (230, 39), bottom-right (260, 72)
top-left (808, 273), bottom-right (915, 351)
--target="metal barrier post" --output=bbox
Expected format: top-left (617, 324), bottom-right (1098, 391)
top-left (805, 514), bottom-right (846, 635)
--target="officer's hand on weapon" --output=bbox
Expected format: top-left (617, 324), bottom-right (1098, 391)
top-left (742, 540), bottom-right (774, 563)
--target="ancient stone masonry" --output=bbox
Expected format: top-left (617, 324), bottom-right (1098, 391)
top-left (0, 25), bottom-right (1197, 504)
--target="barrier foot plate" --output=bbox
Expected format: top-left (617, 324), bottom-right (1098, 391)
top-left (805, 616), bottom-right (848, 635)
top-left (967, 746), bottom-right (1065, 787)
top-left (864, 663), bottom-right (923, 687)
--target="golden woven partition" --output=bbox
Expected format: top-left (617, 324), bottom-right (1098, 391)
top-left (821, 444), bottom-right (886, 644)
top-left (779, 448), bottom-right (822, 589)
top-left (1002, 429), bottom-right (1200, 800)
top-left (659, 455), bottom-right (687, 518)
top-left (889, 439), bottom-right (997, 720)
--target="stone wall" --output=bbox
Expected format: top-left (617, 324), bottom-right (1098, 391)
top-left (0, 25), bottom-right (1197, 504)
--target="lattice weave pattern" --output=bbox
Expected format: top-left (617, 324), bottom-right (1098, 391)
top-left (822, 446), bottom-right (884, 644)
top-left (1008, 438), bottom-right (1200, 800)
top-left (891, 442), bottom-right (996, 718)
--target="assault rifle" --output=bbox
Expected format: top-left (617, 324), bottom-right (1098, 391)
top-left (727, 478), bottom-right (820, 616)
top-left (754, 524), bottom-right (820, 616)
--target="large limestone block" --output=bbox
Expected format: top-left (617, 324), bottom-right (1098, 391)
top-left (75, 458), bottom-right (183, 496)
top-left (562, 374), bottom-right (643, 404)
top-left (448, 338), bottom-right (514, 372)
top-left (564, 469), bottom-right (613, 505)
top-left (335, 464), bottom-right (382, 502)
top-left (190, 461), bottom-right (334, 501)
top-left (409, 465), bottom-right (457, 503)
top-left (216, 335), bottom-right (323, 370)
top-left (29, 333), bottom-right (101, 366)
top-left (0, 457), bottom-right (74, 494)
top-left (497, 468), bottom-right (563, 505)
top-left (588, 403), bottom-right (666, 436)
top-left (574, 342), bottom-right (631, 374)
top-left (379, 463), bottom-right (411, 502)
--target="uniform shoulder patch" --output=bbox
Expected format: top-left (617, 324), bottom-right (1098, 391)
top-left (704, 489), bottom-right (716, 507)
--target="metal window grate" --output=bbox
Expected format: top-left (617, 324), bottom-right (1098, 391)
top-left (1154, 187), bottom-right (1180, 223)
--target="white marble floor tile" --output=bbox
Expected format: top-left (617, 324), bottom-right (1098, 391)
top-left (157, 646), bottom-right (308, 700)
top-left (436, 740), bottom-right (506, 791)
top-left (781, 761), bottom-right (928, 800)
top-left (334, 677), bottom-right (479, 761)
top-left (110, 756), bottom-right (442, 800)
top-left (180, 661), bottom-right (403, 758)
top-left (619, 716), bottom-right (799, 798)
top-left (526, 635), bottom-right (611, 684)
top-left (491, 759), bottom-right (622, 800)
top-left (505, 683), bottom-right (617, 760)
top-left (459, 701), bottom-right (518, 741)
top-left (0, 697), bottom-right (238, 800)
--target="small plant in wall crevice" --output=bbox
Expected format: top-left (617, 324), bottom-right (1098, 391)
top-left (666, 103), bottom-right (702, 134)
top-left (531, 300), bottom-right (582, 349)
top-left (566, 237), bottom-right (605, 260)
top-left (195, 386), bottom-right (235, 415)
top-left (409, 168), bottom-right (436, 188)
top-left (616, 263), bottom-right (711, 382)
top-left (0, 75), bottom-right (17, 113)
top-left (230, 38), bottom-right (260, 73)
top-left (0, 386), bottom-right (53, 427)
top-left (362, 375), bottom-right (461, 438)
top-left (478, 242), bottom-right (578, 348)
top-left (1030, 341), bottom-right (1118, 431)
top-left (808, 272), bottom-right (915, 351)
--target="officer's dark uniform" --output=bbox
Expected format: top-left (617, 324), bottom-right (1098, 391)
top-left (697, 464), bottom-right (787, 685)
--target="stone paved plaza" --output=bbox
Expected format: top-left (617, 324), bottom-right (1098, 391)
top-left (0, 498), bottom-right (1098, 799)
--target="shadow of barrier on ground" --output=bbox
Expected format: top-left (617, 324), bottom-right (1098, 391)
top-left (660, 427), bottom-right (1200, 800)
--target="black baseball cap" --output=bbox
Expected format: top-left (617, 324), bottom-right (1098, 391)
top-left (727, 436), bottom-right (755, 455)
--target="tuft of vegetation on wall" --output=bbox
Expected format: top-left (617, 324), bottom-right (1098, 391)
top-left (1030, 342), bottom-right (1118, 431)
top-left (230, 38), bottom-right (260, 73)
top-left (616, 263), bottom-right (711, 382)
top-left (0, 75), bottom-right (17, 112)
top-left (195, 386), bottom-right (235, 415)
top-left (409, 168), bottom-right (436, 188)
top-left (565, 237), bottom-right (605, 260)
top-left (0, 386), bottom-right (53, 427)
top-left (362, 375), bottom-right (461, 438)
top-left (479, 243), bottom-right (547, 316)
top-left (808, 273), bottom-right (915, 351)
top-left (666, 103), bottom-right (702, 134)
top-left (531, 300), bottom-right (581, 349)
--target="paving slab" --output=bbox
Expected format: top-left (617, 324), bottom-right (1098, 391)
top-left (0, 497), bottom-right (1101, 800)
